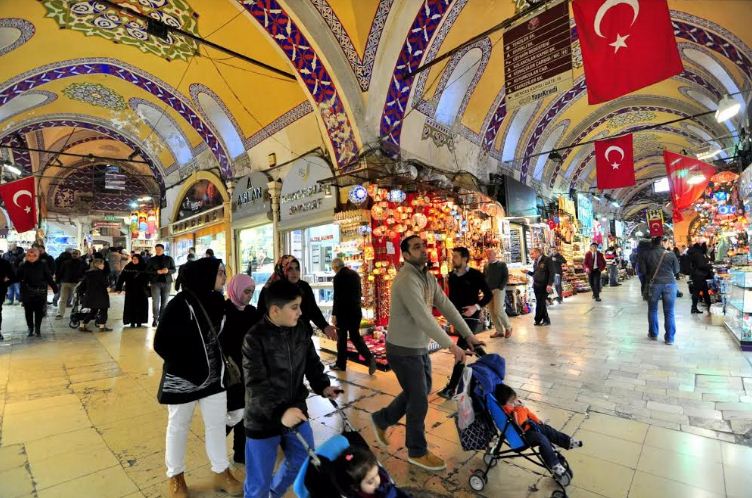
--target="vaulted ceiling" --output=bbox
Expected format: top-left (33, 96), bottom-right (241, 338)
top-left (0, 1), bottom-right (749, 221)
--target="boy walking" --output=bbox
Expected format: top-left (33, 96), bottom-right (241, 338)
top-left (242, 280), bottom-right (341, 498)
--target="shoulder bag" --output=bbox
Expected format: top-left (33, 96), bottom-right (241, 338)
top-left (185, 290), bottom-right (242, 388)
top-left (642, 251), bottom-right (667, 302)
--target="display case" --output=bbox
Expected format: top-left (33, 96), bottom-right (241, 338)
top-left (724, 267), bottom-right (752, 351)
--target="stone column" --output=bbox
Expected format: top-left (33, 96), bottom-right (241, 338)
top-left (267, 180), bottom-right (282, 261)
top-left (224, 179), bottom-right (236, 277)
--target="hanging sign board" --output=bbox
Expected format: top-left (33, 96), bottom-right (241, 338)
top-left (232, 172), bottom-right (271, 221)
top-left (280, 157), bottom-right (336, 223)
top-left (176, 179), bottom-right (224, 221)
top-left (647, 209), bottom-right (664, 237)
top-left (503, 0), bottom-right (573, 112)
top-left (576, 193), bottom-right (593, 235)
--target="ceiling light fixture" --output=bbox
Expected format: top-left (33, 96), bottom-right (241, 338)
top-left (548, 150), bottom-right (564, 164)
top-left (715, 95), bottom-right (742, 123)
top-left (696, 148), bottom-right (722, 161)
top-left (4, 163), bottom-right (22, 176)
top-left (687, 174), bottom-right (706, 185)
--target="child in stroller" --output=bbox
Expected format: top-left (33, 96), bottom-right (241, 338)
top-left (293, 398), bottom-right (410, 498)
top-left (495, 384), bottom-right (582, 476)
top-left (67, 280), bottom-right (95, 330)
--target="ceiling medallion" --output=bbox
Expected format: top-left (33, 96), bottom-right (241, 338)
top-left (42, 0), bottom-right (198, 61)
top-left (63, 82), bottom-right (127, 111)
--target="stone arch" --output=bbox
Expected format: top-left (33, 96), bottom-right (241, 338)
top-left (189, 83), bottom-right (246, 160)
top-left (0, 58), bottom-right (231, 177)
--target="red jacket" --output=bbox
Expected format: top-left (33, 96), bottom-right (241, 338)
top-left (584, 251), bottom-right (606, 272)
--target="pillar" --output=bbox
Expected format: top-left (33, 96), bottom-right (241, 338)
top-left (267, 180), bottom-right (282, 261)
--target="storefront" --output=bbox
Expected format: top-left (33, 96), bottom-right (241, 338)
top-left (170, 174), bottom-right (230, 266)
top-left (232, 172), bottom-right (274, 304)
top-left (128, 210), bottom-right (159, 254)
top-left (279, 156), bottom-right (338, 316)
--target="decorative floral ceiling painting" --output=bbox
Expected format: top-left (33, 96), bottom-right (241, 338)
top-left (62, 82), bottom-right (127, 111)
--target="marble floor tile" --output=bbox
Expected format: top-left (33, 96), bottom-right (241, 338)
top-left (636, 445), bottom-right (725, 495)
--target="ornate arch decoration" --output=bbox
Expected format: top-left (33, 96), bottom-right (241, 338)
top-left (0, 58), bottom-right (231, 177)
top-left (0, 18), bottom-right (35, 57)
top-left (49, 162), bottom-right (160, 213)
top-left (481, 88), bottom-right (506, 153)
top-left (239, 0), bottom-right (358, 170)
top-left (379, 0), bottom-right (455, 149)
top-left (0, 116), bottom-right (165, 190)
top-left (189, 83), bottom-right (246, 160)
top-left (170, 169), bottom-right (229, 224)
top-left (129, 97), bottom-right (192, 165)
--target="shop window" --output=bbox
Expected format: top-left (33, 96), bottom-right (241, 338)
top-left (284, 223), bottom-right (340, 316)
top-left (238, 224), bottom-right (275, 306)
top-left (435, 48), bottom-right (482, 126)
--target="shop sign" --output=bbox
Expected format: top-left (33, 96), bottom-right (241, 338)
top-left (503, 0), bottom-right (572, 112)
top-left (280, 157), bottom-right (335, 222)
top-left (576, 193), bottom-right (593, 235)
top-left (232, 172), bottom-right (271, 220)
top-left (176, 179), bottom-right (224, 221)
top-left (93, 221), bottom-right (122, 229)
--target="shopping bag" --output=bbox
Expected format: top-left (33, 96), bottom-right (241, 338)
top-left (455, 367), bottom-right (475, 430)
top-left (456, 410), bottom-right (496, 451)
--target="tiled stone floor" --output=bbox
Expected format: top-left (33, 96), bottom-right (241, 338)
top-left (1, 279), bottom-right (751, 497)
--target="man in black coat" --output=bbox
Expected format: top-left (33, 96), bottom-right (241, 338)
top-left (0, 256), bottom-right (14, 340)
top-left (439, 247), bottom-right (492, 398)
top-left (528, 247), bottom-right (555, 326)
top-left (146, 243), bottom-right (176, 327)
top-left (329, 258), bottom-right (376, 375)
top-left (687, 243), bottom-right (713, 314)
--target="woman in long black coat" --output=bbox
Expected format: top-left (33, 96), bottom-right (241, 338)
top-left (116, 254), bottom-right (149, 327)
top-left (17, 248), bottom-right (57, 337)
top-left (221, 273), bottom-right (260, 463)
top-left (79, 258), bottom-right (111, 332)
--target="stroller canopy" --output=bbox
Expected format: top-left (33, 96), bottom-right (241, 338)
top-left (469, 354), bottom-right (506, 396)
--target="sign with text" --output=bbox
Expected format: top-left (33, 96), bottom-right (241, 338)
top-left (280, 156), bottom-right (336, 223)
top-left (576, 193), bottom-right (593, 235)
top-left (176, 179), bottom-right (224, 221)
top-left (503, 0), bottom-right (573, 111)
top-left (232, 172), bottom-right (271, 221)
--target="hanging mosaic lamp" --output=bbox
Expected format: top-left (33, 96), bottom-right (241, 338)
top-left (387, 188), bottom-right (406, 203)
top-left (349, 185), bottom-right (368, 205)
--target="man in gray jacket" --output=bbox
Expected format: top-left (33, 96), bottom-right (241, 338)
top-left (371, 235), bottom-right (483, 471)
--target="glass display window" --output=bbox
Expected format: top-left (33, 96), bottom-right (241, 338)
top-left (237, 223), bottom-right (274, 306)
top-left (195, 225), bottom-right (226, 264)
top-left (284, 223), bottom-right (340, 315)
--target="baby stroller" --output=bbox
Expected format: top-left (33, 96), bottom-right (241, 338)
top-left (459, 354), bottom-right (573, 498)
top-left (293, 397), bottom-right (408, 498)
top-left (68, 281), bottom-right (95, 329)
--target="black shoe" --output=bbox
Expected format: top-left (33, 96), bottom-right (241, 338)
top-left (437, 386), bottom-right (454, 400)
top-left (595, 298), bottom-right (602, 302)
top-left (691, 308), bottom-right (702, 314)
top-left (534, 321), bottom-right (542, 326)
top-left (368, 357), bottom-right (377, 376)
top-left (329, 364), bottom-right (346, 372)
top-left (35, 330), bottom-right (41, 337)
top-left (27, 329), bottom-right (34, 337)
top-left (151, 320), bottom-right (157, 327)
top-left (647, 333), bottom-right (658, 341)
top-left (541, 321), bottom-right (551, 326)
top-left (0, 332), bottom-right (4, 341)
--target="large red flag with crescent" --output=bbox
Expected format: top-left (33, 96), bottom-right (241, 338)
top-left (573, 0), bottom-right (683, 104)
top-left (595, 134), bottom-right (635, 189)
top-left (0, 176), bottom-right (37, 233)
top-left (663, 151), bottom-right (715, 222)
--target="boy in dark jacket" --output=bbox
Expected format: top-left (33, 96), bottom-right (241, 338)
top-left (78, 259), bottom-right (112, 332)
top-left (242, 279), bottom-right (340, 498)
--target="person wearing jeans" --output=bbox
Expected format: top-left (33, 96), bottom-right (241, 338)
top-left (146, 244), bottom-right (176, 327)
top-left (371, 236), bottom-right (482, 472)
top-left (637, 237), bottom-right (681, 345)
top-left (584, 244), bottom-right (606, 302)
top-left (550, 249), bottom-right (567, 304)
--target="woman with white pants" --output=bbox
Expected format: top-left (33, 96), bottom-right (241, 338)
top-left (154, 258), bottom-right (242, 498)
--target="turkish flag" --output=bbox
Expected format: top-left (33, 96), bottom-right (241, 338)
top-left (595, 134), bottom-right (635, 189)
top-left (573, 0), bottom-right (684, 104)
top-left (663, 151), bottom-right (715, 221)
top-left (0, 176), bottom-right (37, 233)
top-left (647, 209), bottom-right (664, 237)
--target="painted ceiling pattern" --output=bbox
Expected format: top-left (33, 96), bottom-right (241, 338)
top-left (62, 82), bottom-right (127, 111)
top-left (0, 0), bottom-right (749, 221)
top-left (42, 0), bottom-right (199, 61)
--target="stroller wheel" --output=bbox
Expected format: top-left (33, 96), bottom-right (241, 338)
top-left (69, 320), bottom-right (80, 329)
top-left (483, 453), bottom-right (497, 468)
top-left (551, 491), bottom-right (566, 498)
top-left (469, 470), bottom-right (487, 492)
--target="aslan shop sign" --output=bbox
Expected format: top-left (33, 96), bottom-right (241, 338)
top-left (233, 172), bottom-right (270, 220)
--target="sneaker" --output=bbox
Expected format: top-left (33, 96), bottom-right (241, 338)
top-left (408, 451), bottom-right (446, 471)
top-left (569, 438), bottom-right (583, 449)
top-left (98, 326), bottom-right (113, 332)
top-left (368, 357), bottom-right (377, 376)
top-left (552, 463), bottom-right (567, 476)
top-left (55, 314), bottom-right (63, 319)
top-left (370, 414), bottom-right (389, 447)
top-left (647, 333), bottom-right (658, 341)
top-left (664, 340), bottom-right (674, 345)
top-left (213, 468), bottom-right (242, 496)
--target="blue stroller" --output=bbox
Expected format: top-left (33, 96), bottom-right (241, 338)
top-left (292, 398), bottom-right (408, 498)
top-left (461, 354), bottom-right (573, 498)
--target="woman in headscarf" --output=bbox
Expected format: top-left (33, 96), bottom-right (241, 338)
top-left (153, 258), bottom-right (242, 498)
top-left (256, 254), bottom-right (293, 316)
top-left (116, 253), bottom-right (149, 328)
top-left (221, 273), bottom-right (260, 464)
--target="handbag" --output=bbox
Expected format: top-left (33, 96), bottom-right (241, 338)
top-left (185, 290), bottom-right (242, 388)
top-left (456, 409), bottom-right (495, 451)
top-left (642, 251), bottom-right (667, 301)
top-left (456, 367), bottom-right (475, 430)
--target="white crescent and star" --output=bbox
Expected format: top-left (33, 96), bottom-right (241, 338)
top-left (12, 189), bottom-right (32, 214)
top-left (593, 0), bottom-right (640, 54)
top-left (604, 145), bottom-right (625, 170)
